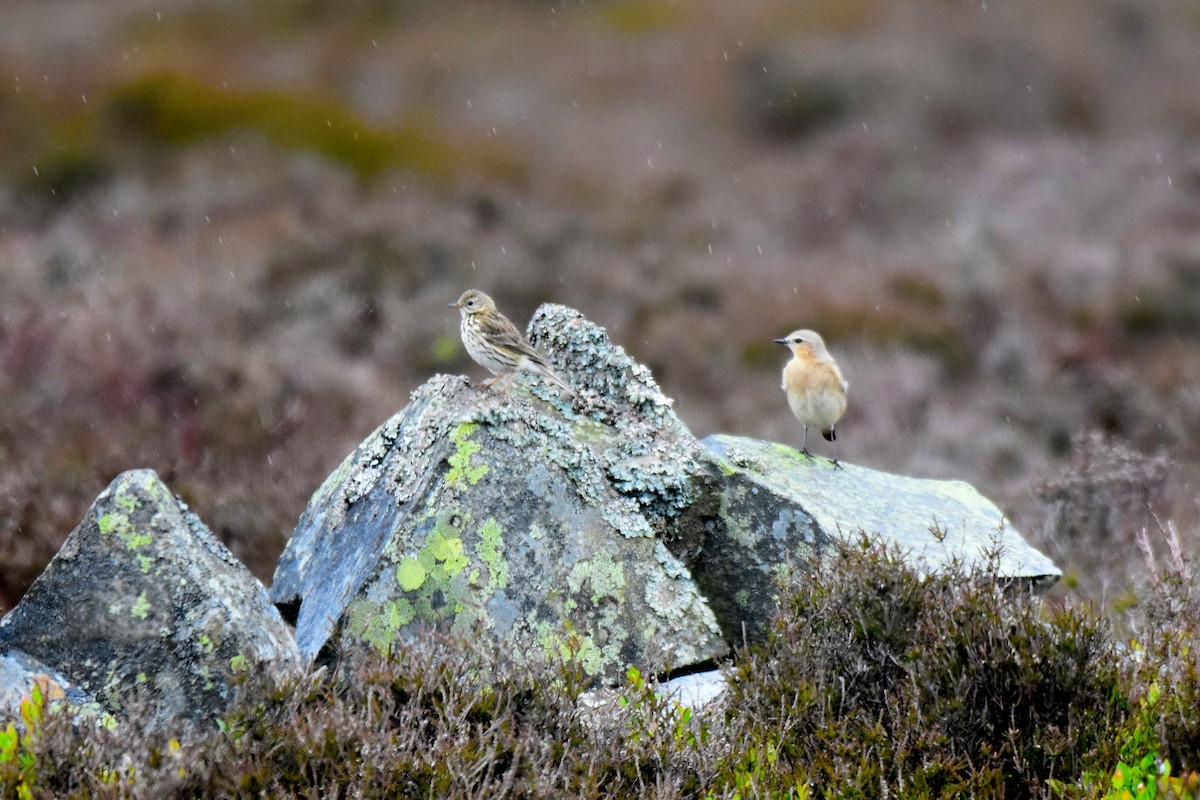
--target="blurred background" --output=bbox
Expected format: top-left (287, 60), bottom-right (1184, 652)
top-left (0, 0), bottom-right (1196, 613)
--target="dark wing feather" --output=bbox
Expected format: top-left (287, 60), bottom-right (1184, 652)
top-left (476, 311), bottom-right (549, 366)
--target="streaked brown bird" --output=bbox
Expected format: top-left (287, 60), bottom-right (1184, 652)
top-left (451, 289), bottom-right (575, 397)
top-left (775, 328), bottom-right (847, 466)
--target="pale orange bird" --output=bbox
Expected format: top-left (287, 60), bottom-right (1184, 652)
top-left (775, 329), bottom-right (847, 466)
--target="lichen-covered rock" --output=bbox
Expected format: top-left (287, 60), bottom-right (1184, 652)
top-left (0, 470), bottom-right (301, 726)
top-left (271, 304), bottom-right (1061, 677)
top-left (270, 306), bottom-right (727, 681)
top-left (689, 435), bottom-right (1062, 643)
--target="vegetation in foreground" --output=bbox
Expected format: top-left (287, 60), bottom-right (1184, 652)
top-left (2, 534), bottom-right (1197, 799)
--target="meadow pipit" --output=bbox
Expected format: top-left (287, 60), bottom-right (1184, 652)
top-left (451, 289), bottom-right (575, 397)
top-left (776, 329), bottom-right (847, 466)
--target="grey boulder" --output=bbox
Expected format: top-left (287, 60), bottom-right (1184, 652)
top-left (270, 304), bottom-right (728, 681)
top-left (688, 434), bottom-right (1061, 643)
top-left (0, 469), bottom-right (301, 726)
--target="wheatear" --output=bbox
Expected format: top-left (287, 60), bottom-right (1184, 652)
top-left (775, 329), bottom-right (847, 466)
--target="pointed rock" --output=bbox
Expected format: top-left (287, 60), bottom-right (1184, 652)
top-left (0, 470), bottom-right (301, 726)
top-left (271, 305), bottom-right (727, 681)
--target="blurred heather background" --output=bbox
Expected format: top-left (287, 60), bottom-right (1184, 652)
top-left (1, 0), bottom-right (1197, 612)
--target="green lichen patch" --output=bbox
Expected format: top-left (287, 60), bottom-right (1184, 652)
top-left (395, 558), bottom-right (427, 591)
top-left (475, 518), bottom-right (508, 591)
top-left (130, 592), bottom-right (151, 620)
top-left (418, 523), bottom-right (470, 584)
top-left (567, 551), bottom-right (627, 604)
top-left (535, 622), bottom-right (609, 677)
top-left (356, 510), bottom-right (483, 646)
top-left (97, 511), bottom-right (153, 550)
top-left (97, 512), bottom-right (126, 537)
top-left (446, 422), bottom-right (489, 487)
top-left (345, 597), bottom-right (417, 655)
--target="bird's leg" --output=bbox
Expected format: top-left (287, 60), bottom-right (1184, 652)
top-left (801, 426), bottom-right (812, 458)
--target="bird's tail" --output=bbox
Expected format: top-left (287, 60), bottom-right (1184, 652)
top-left (822, 428), bottom-right (836, 442)
top-left (536, 362), bottom-right (576, 398)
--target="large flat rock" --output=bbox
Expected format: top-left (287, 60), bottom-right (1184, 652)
top-left (684, 435), bottom-right (1060, 643)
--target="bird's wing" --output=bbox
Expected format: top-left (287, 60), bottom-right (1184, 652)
top-left (478, 312), bottom-right (548, 365)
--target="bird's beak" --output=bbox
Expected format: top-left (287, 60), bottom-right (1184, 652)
top-left (450, 301), bottom-right (462, 308)
top-left (773, 338), bottom-right (788, 344)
